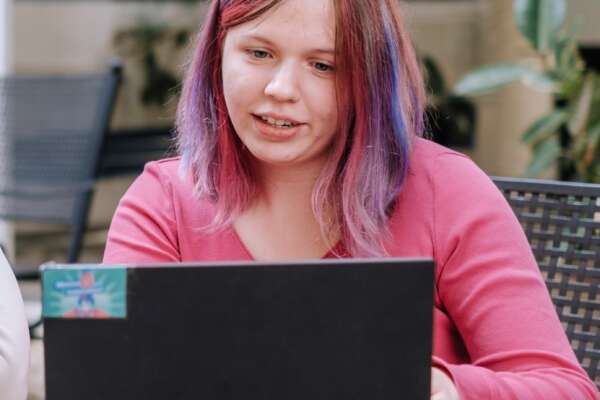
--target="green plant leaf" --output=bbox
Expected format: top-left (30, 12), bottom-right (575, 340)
top-left (568, 73), bottom-right (595, 136)
top-left (524, 137), bottom-right (561, 177)
top-left (454, 64), bottom-right (529, 95)
top-left (522, 110), bottom-right (568, 145)
top-left (559, 69), bottom-right (584, 100)
top-left (553, 34), bottom-right (569, 68)
top-left (553, 33), bottom-right (582, 79)
top-left (587, 73), bottom-right (600, 125)
top-left (454, 63), bottom-right (557, 96)
top-left (513, 0), bottom-right (567, 52)
top-left (574, 122), bottom-right (600, 178)
top-left (521, 70), bottom-right (559, 91)
top-left (583, 123), bottom-right (600, 166)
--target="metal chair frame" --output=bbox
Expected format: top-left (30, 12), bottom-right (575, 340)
top-left (0, 64), bottom-right (121, 278)
top-left (493, 176), bottom-right (600, 390)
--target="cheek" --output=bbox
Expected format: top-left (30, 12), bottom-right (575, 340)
top-left (222, 62), bottom-right (265, 125)
top-left (222, 60), bottom-right (245, 112)
top-left (307, 81), bottom-right (338, 134)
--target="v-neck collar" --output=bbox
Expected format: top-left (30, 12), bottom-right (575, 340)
top-left (229, 226), bottom-right (348, 261)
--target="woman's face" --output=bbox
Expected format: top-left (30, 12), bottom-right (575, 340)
top-left (221, 0), bottom-right (338, 169)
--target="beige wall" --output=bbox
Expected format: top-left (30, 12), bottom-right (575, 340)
top-left (7, 0), bottom-right (549, 232)
top-left (408, 0), bottom-right (600, 178)
top-left (473, 0), bottom-right (552, 177)
top-left (10, 0), bottom-right (600, 240)
top-left (568, 0), bottom-right (600, 44)
top-left (407, 0), bottom-right (557, 177)
top-left (14, 2), bottom-right (205, 70)
top-left (405, 2), bottom-right (483, 87)
top-left (14, 1), bottom-right (208, 129)
top-left (12, 0), bottom-right (600, 172)
top-left (12, 1), bottom-right (210, 236)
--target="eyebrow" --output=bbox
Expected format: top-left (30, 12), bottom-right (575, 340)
top-left (243, 34), bottom-right (336, 56)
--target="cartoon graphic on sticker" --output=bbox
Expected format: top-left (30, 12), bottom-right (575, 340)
top-left (56, 270), bottom-right (109, 318)
top-left (43, 267), bottom-right (127, 319)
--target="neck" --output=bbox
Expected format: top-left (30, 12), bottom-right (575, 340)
top-left (233, 157), bottom-right (340, 260)
top-left (252, 158), bottom-right (325, 210)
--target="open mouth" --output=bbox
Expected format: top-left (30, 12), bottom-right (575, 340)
top-left (254, 114), bottom-right (300, 129)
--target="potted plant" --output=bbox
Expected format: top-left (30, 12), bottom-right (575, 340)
top-left (113, 0), bottom-right (205, 108)
top-left (114, 21), bottom-right (187, 107)
top-left (423, 55), bottom-right (476, 149)
top-left (455, 0), bottom-right (600, 182)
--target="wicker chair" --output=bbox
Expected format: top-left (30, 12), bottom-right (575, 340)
top-left (493, 176), bottom-right (600, 390)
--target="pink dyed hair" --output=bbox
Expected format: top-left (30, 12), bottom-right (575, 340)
top-left (176, 0), bottom-right (426, 257)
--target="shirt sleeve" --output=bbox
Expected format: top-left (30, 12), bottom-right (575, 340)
top-left (0, 250), bottom-right (29, 400)
top-left (103, 161), bottom-right (181, 264)
top-left (430, 152), bottom-right (599, 399)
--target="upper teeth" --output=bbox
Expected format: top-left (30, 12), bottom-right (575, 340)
top-left (261, 116), bottom-right (294, 127)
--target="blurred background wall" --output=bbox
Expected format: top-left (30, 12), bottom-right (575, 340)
top-left (4, 0), bottom-right (600, 264)
top-left (8, 3), bottom-right (599, 398)
top-left (0, 0), bottom-right (12, 75)
top-left (11, 0), bottom-right (600, 170)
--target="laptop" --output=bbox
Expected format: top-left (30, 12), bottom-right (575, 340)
top-left (42, 258), bottom-right (434, 400)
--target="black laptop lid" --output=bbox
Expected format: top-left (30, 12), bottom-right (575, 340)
top-left (43, 258), bottom-right (434, 400)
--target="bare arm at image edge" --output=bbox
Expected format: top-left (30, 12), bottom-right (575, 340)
top-left (0, 250), bottom-right (30, 400)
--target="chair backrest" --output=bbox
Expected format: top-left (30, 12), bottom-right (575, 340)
top-left (0, 64), bottom-right (121, 263)
top-left (493, 176), bottom-right (600, 390)
top-left (100, 126), bottom-right (175, 178)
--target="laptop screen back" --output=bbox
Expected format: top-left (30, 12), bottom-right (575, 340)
top-left (43, 258), bottom-right (434, 400)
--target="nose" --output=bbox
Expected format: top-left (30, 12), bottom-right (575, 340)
top-left (264, 61), bottom-right (300, 103)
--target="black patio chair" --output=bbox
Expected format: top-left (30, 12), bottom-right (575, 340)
top-left (100, 126), bottom-right (175, 178)
top-left (493, 176), bottom-right (600, 390)
top-left (0, 63), bottom-right (121, 279)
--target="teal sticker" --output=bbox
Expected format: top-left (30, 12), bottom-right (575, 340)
top-left (42, 265), bottom-right (127, 319)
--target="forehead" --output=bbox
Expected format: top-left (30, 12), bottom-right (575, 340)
top-left (227, 0), bottom-right (335, 49)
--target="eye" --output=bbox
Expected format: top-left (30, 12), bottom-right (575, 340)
top-left (248, 49), bottom-right (270, 59)
top-left (313, 62), bottom-right (334, 73)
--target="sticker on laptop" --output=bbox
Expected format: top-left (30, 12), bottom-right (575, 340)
top-left (42, 265), bottom-right (127, 319)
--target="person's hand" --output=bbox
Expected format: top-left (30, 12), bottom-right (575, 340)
top-left (431, 367), bottom-right (460, 400)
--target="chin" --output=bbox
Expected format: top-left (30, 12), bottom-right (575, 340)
top-left (243, 143), bottom-right (297, 164)
top-left (254, 154), bottom-right (301, 166)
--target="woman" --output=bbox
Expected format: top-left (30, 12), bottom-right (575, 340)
top-left (0, 249), bottom-right (30, 400)
top-left (104, 0), bottom-right (600, 398)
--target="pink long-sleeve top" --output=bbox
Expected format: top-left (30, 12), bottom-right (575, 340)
top-left (104, 138), bottom-right (600, 399)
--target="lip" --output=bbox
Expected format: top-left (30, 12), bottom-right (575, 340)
top-left (254, 112), bottom-right (304, 126)
top-left (252, 114), bottom-right (305, 142)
